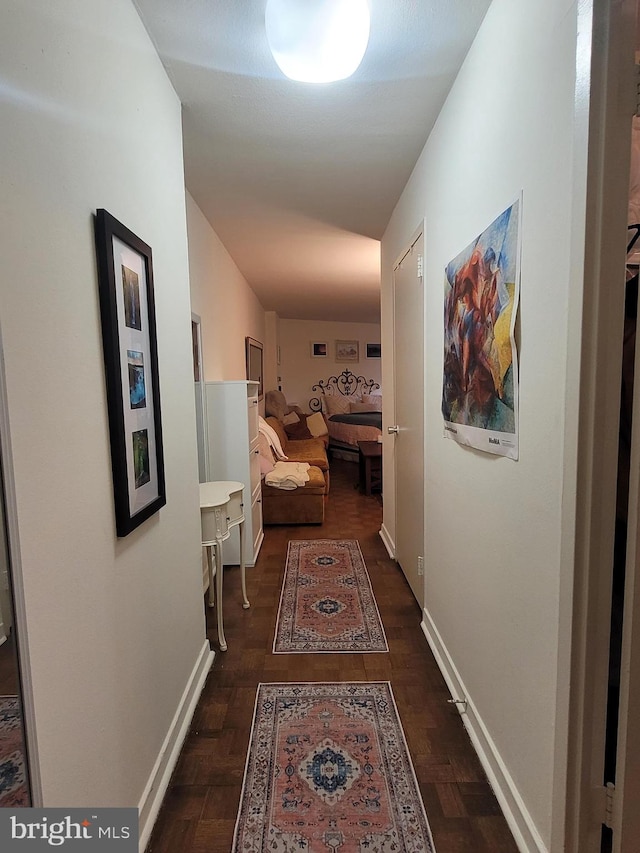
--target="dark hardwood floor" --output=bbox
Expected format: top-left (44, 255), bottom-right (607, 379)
top-left (148, 459), bottom-right (519, 852)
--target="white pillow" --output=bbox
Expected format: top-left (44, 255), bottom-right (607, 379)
top-left (325, 394), bottom-right (358, 416)
top-left (361, 394), bottom-right (382, 412)
top-left (282, 411), bottom-right (300, 426)
top-left (307, 411), bottom-right (328, 437)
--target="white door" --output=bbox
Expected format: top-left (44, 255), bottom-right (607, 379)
top-left (392, 228), bottom-right (425, 606)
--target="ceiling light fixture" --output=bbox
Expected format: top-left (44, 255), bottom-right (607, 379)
top-left (265, 0), bottom-right (370, 84)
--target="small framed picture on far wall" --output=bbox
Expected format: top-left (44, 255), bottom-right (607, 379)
top-left (366, 343), bottom-right (381, 358)
top-left (311, 342), bottom-right (328, 357)
top-left (335, 340), bottom-right (359, 362)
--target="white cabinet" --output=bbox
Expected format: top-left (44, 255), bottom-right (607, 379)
top-left (203, 380), bottom-right (263, 566)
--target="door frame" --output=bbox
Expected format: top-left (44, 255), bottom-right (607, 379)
top-left (0, 325), bottom-right (42, 805)
top-left (564, 0), bottom-right (637, 850)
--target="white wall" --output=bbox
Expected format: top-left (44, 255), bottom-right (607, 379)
top-left (278, 319), bottom-right (381, 411)
top-left (0, 0), bottom-right (208, 823)
top-left (187, 193), bottom-right (266, 382)
top-left (381, 1), bottom-right (580, 849)
top-left (264, 311), bottom-right (280, 395)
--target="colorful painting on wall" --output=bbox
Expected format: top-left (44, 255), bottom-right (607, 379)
top-left (442, 199), bottom-right (521, 459)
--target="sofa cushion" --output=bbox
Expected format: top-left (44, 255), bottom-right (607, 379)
top-left (307, 411), bottom-right (328, 437)
top-left (284, 416), bottom-right (313, 440)
top-left (265, 389), bottom-right (290, 420)
top-left (266, 417), bottom-right (289, 450)
top-left (284, 439), bottom-right (328, 470)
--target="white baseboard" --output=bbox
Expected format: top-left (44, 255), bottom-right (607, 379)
top-left (421, 610), bottom-right (547, 853)
top-left (379, 524), bottom-right (395, 559)
top-left (139, 640), bottom-right (214, 851)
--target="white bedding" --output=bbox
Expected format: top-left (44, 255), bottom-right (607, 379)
top-left (326, 419), bottom-right (381, 447)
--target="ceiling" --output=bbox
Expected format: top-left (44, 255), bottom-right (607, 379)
top-left (134, 0), bottom-right (492, 323)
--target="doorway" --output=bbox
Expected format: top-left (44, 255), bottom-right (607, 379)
top-left (565, 2), bottom-right (639, 850)
top-left (392, 226), bottom-right (425, 607)
top-left (603, 20), bottom-right (640, 847)
top-left (192, 314), bottom-right (207, 483)
top-left (0, 337), bottom-right (33, 808)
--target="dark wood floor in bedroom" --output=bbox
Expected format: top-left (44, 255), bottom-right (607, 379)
top-left (147, 459), bottom-right (519, 853)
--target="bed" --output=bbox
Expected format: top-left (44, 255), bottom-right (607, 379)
top-left (309, 369), bottom-right (382, 460)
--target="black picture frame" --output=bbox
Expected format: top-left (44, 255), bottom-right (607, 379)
top-left (366, 343), bottom-right (381, 358)
top-left (94, 209), bottom-right (166, 537)
top-left (245, 337), bottom-right (264, 399)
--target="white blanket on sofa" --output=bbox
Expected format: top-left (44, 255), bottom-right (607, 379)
top-left (264, 461), bottom-right (310, 490)
top-left (258, 416), bottom-right (288, 460)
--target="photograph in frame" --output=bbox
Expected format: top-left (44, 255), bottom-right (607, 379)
top-left (335, 340), bottom-right (359, 362)
top-left (311, 342), bottom-right (328, 357)
top-left (128, 350), bottom-right (146, 409)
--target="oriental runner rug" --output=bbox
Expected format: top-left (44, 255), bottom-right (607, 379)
top-left (232, 682), bottom-right (434, 853)
top-left (0, 696), bottom-right (28, 807)
top-left (273, 539), bottom-right (388, 653)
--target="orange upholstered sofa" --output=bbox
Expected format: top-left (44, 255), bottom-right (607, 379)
top-left (261, 466), bottom-right (326, 525)
top-left (264, 417), bottom-right (330, 493)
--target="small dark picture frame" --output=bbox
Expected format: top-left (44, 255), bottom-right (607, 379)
top-left (94, 209), bottom-right (166, 537)
top-left (245, 337), bottom-right (264, 399)
top-left (366, 343), bottom-right (381, 359)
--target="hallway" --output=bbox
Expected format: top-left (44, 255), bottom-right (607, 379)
top-left (148, 460), bottom-right (519, 852)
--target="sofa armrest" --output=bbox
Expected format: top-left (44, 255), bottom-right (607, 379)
top-left (265, 416), bottom-right (289, 451)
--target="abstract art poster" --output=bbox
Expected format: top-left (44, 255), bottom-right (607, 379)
top-left (442, 199), bottom-right (521, 459)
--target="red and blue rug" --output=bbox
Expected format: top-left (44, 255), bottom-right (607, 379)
top-left (273, 540), bottom-right (388, 653)
top-left (233, 682), bottom-right (434, 852)
top-left (0, 695), bottom-right (28, 807)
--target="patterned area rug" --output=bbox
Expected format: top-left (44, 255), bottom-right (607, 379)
top-left (273, 540), bottom-right (388, 653)
top-left (233, 682), bottom-right (434, 852)
top-left (0, 695), bottom-right (28, 807)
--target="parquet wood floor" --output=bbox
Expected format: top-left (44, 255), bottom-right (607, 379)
top-left (147, 460), bottom-right (519, 852)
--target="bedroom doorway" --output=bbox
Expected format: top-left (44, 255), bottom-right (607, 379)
top-left (192, 314), bottom-right (207, 483)
top-left (0, 326), bottom-right (34, 806)
top-left (565, 2), bottom-right (640, 850)
top-left (392, 226), bottom-right (425, 607)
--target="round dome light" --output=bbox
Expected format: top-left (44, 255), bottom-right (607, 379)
top-left (265, 0), bottom-right (370, 84)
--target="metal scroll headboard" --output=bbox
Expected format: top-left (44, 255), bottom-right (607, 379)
top-left (309, 369), bottom-right (380, 412)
